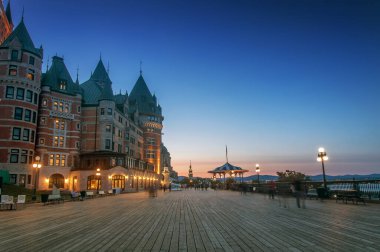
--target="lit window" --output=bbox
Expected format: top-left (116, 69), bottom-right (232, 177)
top-left (8, 65), bottom-right (17, 76)
top-left (49, 154), bottom-right (54, 166)
top-left (64, 104), bottom-right (69, 113)
top-left (61, 155), bottom-right (66, 166)
top-left (55, 119), bottom-right (60, 129)
top-left (27, 69), bottom-right (35, 80)
top-left (59, 136), bottom-right (64, 147)
top-left (60, 121), bottom-right (65, 130)
top-left (42, 99), bottom-right (47, 106)
top-left (54, 136), bottom-right (58, 147)
top-left (59, 80), bottom-right (67, 90)
top-left (59, 102), bottom-right (63, 112)
top-left (55, 154), bottom-right (60, 166)
top-left (53, 101), bottom-right (58, 110)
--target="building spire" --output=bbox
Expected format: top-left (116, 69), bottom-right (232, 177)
top-left (21, 6), bottom-right (24, 21)
top-left (46, 56), bottom-right (49, 72)
top-left (76, 65), bottom-right (79, 83)
top-left (226, 145), bottom-right (229, 163)
top-left (139, 60), bottom-right (142, 75)
top-left (5, 0), bottom-right (13, 26)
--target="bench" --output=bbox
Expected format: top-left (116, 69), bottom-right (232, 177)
top-left (335, 190), bottom-right (366, 205)
top-left (71, 192), bottom-right (81, 201)
top-left (48, 194), bottom-right (64, 204)
top-left (86, 191), bottom-right (95, 199)
top-left (306, 189), bottom-right (318, 199)
top-left (0, 195), bottom-right (15, 210)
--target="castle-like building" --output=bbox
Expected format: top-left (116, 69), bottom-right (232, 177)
top-left (0, 1), bottom-right (175, 192)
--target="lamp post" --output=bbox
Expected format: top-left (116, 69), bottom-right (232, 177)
top-left (255, 164), bottom-right (260, 192)
top-left (96, 168), bottom-right (101, 193)
top-left (32, 156), bottom-right (42, 201)
top-left (317, 147), bottom-right (328, 190)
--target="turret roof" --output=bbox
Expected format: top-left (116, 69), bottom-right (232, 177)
top-left (42, 56), bottom-right (81, 95)
top-left (129, 74), bottom-right (161, 115)
top-left (81, 59), bottom-right (114, 105)
top-left (0, 19), bottom-right (41, 56)
top-left (6, 0), bottom-right (13, 26)
top-left (90, 58), bottom-right (111, 84)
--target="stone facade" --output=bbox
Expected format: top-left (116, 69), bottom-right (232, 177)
top-left (0, 3), bottom-right (174, 192)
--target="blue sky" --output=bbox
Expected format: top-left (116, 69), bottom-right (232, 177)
top-left (9, 0), bottom-right (380, 176)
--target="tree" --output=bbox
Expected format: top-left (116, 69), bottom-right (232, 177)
top-left (276, 170), bottom-right (310, 182)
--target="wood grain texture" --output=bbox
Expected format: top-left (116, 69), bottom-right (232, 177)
top-left (0, 190), bottom-right (379, 251)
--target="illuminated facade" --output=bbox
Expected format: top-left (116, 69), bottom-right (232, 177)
top-left (0, 0), bottom-right (13, 44)
top-left (0, 3), bottom-right (174, 191)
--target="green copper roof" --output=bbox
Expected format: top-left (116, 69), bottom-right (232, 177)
top-left (90, 59), bottom-right (111, 84)
top-left (129, 74), bottom-right (162, 116)
top-left (42, 56), bottom-right (81, 96)
top-left (80, 80), bottom-right (102, 105)
top-left (81, 59), bottom-right (114, 105)
top-left (0, 19), bottom-right (41, 57)
top-left (6, 0), bottom-right (13, 26)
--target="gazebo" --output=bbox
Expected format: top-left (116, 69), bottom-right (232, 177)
top-left (208, 162), bottom-right (248, 183)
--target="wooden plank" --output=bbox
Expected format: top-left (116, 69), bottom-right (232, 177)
top-left (0, 190), bottom-right (379, 251)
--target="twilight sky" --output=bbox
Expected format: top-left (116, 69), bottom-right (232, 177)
top-left (9, 0), bottom-right (380, 177)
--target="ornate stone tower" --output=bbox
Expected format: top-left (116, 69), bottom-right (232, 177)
top-left (129, 73), bottom-right (163, 174)
top-left (188, 160), bottom-right (193, 179)
top-left (0, 17), bottom-right (43, 188)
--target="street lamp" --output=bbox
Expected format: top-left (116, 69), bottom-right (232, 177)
top-left (96, 168), bottom-right (101, 193)
top-left (255, 164), bottom-right (260, 191)
top-left (32, 156), bottom-right (42, 200)
top-left (317, 147), bottom-right (328, 190)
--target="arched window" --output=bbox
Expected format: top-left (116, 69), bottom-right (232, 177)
top-left (87, 175), bottom-right (101, 190)
top-left (49, 174), bottom-right (64, 189)
top-left (112, 175), bottom-right (125, 189)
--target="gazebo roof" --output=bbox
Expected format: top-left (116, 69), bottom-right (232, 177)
top-left (208, 162), bottom-right (248, 174)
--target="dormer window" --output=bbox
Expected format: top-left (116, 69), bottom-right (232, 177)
top-left (59, 80), bottom-right (67, 90)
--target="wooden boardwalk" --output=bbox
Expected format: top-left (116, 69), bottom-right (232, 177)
top-left (0, 190), bottom-right (379, 251)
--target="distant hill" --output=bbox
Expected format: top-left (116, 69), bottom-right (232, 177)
top-left (243, 173), bottom-right (380, 182)
top-left (177, 174), bottom-right (380, 182)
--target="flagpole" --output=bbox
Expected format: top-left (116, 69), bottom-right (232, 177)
top-left (226, 145), bottom-right (228, 163)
